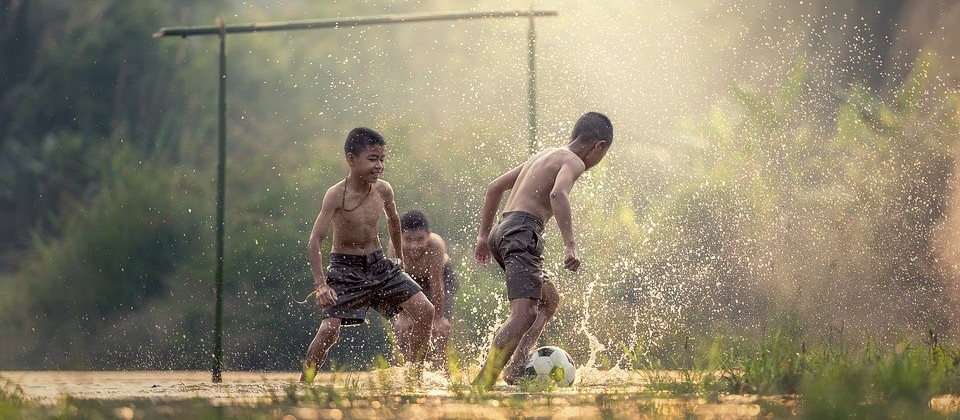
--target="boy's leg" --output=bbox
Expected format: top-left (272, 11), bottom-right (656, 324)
top-left (472, 297), bottom-right (539, 389)
top-left (430, 316), bottom-right (451, 369)
top-left (392, 312), bottom-right (414, 365)
top-left (434, 264), bottom-right (457, 368)
top-left (503, 281), bottom-right (560, 384)
top-left (397, 292), bottom-right (435, 365)
top-left (300, 317), bottom-right (343, 383)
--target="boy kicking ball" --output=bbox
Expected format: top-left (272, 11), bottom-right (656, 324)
top-left (473, 112), bottom-right (613, 389)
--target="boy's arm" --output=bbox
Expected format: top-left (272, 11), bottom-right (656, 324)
top-left (475, 164), bottom-right (523, 265)
top-left (308, 188), bottom-right (339, 307)
top-left (386, 238), bottom-right (397, 259)
top-left (428, 236), bottom-right (446, 318)
top-left (381, 182), bottom-right (404, 265)
top-left (550, 158), bottom-right (585, 272)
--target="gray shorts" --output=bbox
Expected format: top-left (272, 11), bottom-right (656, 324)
top-left (487, 211), bottom-right (550, 300)
top-left (324, 250), bottom-right (422, 326)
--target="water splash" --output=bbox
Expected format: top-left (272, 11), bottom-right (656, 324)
top-left (576, 272), bottom-right (607, 375)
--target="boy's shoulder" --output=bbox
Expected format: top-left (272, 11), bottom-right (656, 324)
top-left (428, 232), bottom-right (448, 258)
top-left (554, 147), bottom-right (581, 160)
top-left (323, 178), bottom-right (390, 194)
top-left (374, 179), bottom-right (394, 196)
top-left (531, 147), bottom-right (560, 158)
top-left (321, 180), bottom-right (346, 204)
top-left (535, 147), bottom-right (584, 168)
top-left (534, 147), bottom-right (576, 159)
top-left (325, 178), bottom-right (346, 190)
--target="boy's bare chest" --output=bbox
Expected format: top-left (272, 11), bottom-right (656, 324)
top-left (335, 197), bottom-right (383, 229)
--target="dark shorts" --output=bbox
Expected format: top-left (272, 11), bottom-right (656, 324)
top-left (411, 262), bottom-right (459, 319)
top-left (323, 250), bottom-right (422, 326)
top-left (488, 211), bottom-right (549, 300)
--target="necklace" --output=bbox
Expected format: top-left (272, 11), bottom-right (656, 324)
top-left (341, 178), bottom-right (372, 212)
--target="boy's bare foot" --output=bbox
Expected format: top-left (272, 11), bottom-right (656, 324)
top-left (472, 373), bottom-right (500, 391)
top-left (502, 360), bottom-right (528, 385)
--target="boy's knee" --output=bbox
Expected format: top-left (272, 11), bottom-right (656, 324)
top-left (400, 293), bottom-right (435, 321)
top-left (540, 283), bottom-right (560, 316)
top-left (509, 300), bottom-right (539, 324)
top-left (418, 306), bottom-right (435, 325)
top-left (434, 318), bottom-right (450, 335)
top-left (415, 298), bottom-right (436, 320)
top-left (318, 318), bottom-right (342, 337)
top-left (394, 316), bottom-right (412, 331)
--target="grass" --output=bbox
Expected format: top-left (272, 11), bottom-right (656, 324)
top-left (694, 326), bottom-right (960, 418)
top-left (617, 324), bottom-right (960, 418)
top-left (797, 334), bottom-right (960, 419)
top-left (5, 331), bottom-right (960, 418)
top-left (0, 376), bottom-right (27, 419)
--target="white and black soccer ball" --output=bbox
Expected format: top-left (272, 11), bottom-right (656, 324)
top-left (523, 346), bottom-right (577, 386)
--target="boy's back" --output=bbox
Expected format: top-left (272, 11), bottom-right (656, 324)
top-left (501, 148), bottom-right (586, 225)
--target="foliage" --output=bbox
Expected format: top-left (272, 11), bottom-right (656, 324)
top-left (623, 54), bottom-right (959, 357)
top-left (0, 147), bottom-right (203, 368)
top-left (0, 0), bottom-right (220, 253)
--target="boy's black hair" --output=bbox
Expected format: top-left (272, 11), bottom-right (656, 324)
top-left (344, 127), bottom-right (386, 157)
top-left (400, 210), bottom-right (429, 232)
top-left (570, 112), bottom-right (613, 145)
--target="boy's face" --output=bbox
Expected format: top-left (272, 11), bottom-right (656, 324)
top-left (347, 145), bottom-right (386, 183)
top-left (401, 228), bottom-right (430, 258)
top-left (583, 140), bottom-right (610, 170)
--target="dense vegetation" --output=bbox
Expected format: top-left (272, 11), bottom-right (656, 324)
top-left (1, 0), bottom-right (959, 380)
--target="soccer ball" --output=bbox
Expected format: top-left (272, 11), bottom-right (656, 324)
top-left (523, 346), bottom-right (577, 386)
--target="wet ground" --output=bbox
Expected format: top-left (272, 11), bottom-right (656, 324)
top-left (1, 370), bottom-right (805, 418)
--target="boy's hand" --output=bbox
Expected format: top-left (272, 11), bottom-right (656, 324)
top-left (314, 283), bottom-right (337, 308)
top-left (563, 244), bottom-right (580, 272)
top-left (474, 237), bottom-right (491, 265)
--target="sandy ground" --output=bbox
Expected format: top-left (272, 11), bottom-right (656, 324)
top-left (6, 370), bottom-right (960, 418)
top-left (0, 370), bottom-right (787, 418)
top-left (1, 367), bottom-right (647, 403)
top-left (2, 371), bottom-right (306, 403)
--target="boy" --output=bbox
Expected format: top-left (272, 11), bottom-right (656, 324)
top-left (301, 127), bottom-right (435, 382)
top-left (472, 112), bottom-right (613, 389)
top-left (390, 210), bottom-right (460, 368)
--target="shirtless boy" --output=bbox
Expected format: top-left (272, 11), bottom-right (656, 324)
top-left (301, 127), bottom-right (435, 382)
top-left (472, 112), bottom-right (613, 389)
top-left (390, 210), bottom-right (460, 368)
